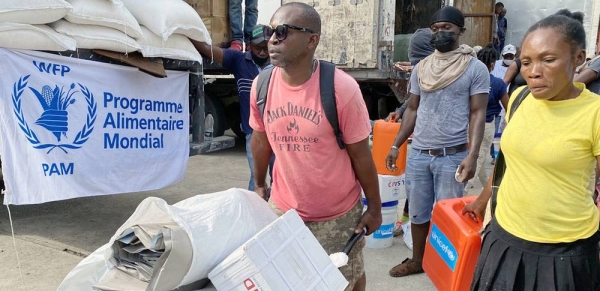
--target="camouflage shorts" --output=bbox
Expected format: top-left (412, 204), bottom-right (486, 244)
top-left (269, 199), bottom-right (365, 291)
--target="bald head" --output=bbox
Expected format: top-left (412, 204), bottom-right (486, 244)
top-left (275, 2), bottom-right (322, 34)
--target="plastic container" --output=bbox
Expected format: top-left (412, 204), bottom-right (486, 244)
top-left (362, 199), bottom-right (398, 249)
top-left (378, 174), bottom-right (406, 203)
top-left (372, 120), bottom-right (408, 176)
top-left (208, 209), bottom-right (348, 291)
top-left (492, 138), bottom-right (500, 159)
top-left (423, 196), bottom-right (483, 291)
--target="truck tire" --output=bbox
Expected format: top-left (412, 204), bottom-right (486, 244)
top-left (205, 94), bottom-right (226, 137)
top-left (226, 102), bottom-right (245, 140)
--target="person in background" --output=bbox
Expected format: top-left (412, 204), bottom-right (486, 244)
top-left (496, 7), bottom-right (508, 54)
top-left (192, 25), bottom-right (274, 192)
top-left (493, 2), bottom-right (504, 53)
top-left (251, 3), bottom-right (382, 290)
top-left (388, 28), bottom-right (435, 248)
top-left (388, 28), bottom-right (436, 122)
top-left (491, 44), bottom-right (516, 80)
top-left (228, 0), bottom-right (258, 51)
top-left (489, 44), bottom-right (516, 160)
top-left (464, 10), bottom-right (600, 290)
top-left (575, 56), bottom-right (600, 94)
top-left (503, 55), bottom-right (527, 97)
top-left (465, 44), bottom-right (508, 191)
top-left (386, 6), bottom-right (489, 277)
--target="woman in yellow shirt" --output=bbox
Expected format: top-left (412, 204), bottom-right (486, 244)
top-left (464, 10), bottom-right (600, 291)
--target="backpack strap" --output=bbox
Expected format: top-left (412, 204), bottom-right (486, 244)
top-left (490, 86), bottom-right (530, 216)
top-left (256, 67), bottom-right (275, 123)
top-left (508, 86), bottom-right (530, 119)
top-left (319, 60), bottom-right (344, 149)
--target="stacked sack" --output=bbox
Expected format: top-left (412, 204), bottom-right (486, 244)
top-left (58, 189), bottom-right (279, 291)
top-left (0, 0), bottom-right (212, 62)
top-left (0, 0), bottom-right (76, 51)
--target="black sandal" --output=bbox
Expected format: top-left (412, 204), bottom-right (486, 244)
top-left (389, 258), bottom-right (424, 277)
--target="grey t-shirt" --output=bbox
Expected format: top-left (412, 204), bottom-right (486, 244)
top-left (410, 58), bottom-right (490, 149)
top-left (586, 58), bottom-right (600, 94)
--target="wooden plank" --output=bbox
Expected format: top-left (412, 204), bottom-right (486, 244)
top-left (93, 50), bottom-right (167, 78)
top-left (453, 0), bottom-right (494, 47)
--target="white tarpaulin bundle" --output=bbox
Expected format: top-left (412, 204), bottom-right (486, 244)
top-left (0, 48), bottom-right (190, 205)
top-left (58, 188), bottom-right (279, 291)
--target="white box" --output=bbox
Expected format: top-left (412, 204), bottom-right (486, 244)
top-left (379, 174), bottom-right (406, 202)
top-left (208, 209), bottom-right (348, 291)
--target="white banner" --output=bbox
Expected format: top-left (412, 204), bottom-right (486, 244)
top-left (0, 49), bottom-right (190, 205)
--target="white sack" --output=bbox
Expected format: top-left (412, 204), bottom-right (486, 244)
top-left (50, 19), bottom-right (141, 53)
top-left (0, 0), bottom-right (72, 24)
top-left (137, 27), bottom-right (203, 63)
top-left (65, 0), bottom-right (143, 39)
top-left (0, 23), bottom-right (76, 51)
top-left (120, 0), bottom-right (211, 44)
top-left (57, 188), bottom-right (278, 291)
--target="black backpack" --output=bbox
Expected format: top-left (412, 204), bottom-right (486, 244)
top-left (255, 60), bottom-right (345, 149)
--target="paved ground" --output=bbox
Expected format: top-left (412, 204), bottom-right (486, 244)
top-left (0, 136), bottom-right (489, 291)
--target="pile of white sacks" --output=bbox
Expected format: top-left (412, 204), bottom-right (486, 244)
top-left (0, 0), bottom-right (211, 62)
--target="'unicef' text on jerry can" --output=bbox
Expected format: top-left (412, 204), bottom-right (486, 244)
top-left (423, 196), bottom-right (483, 291)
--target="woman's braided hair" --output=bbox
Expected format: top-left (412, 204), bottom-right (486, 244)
top-left (477, 43), bottom-right (498, 70)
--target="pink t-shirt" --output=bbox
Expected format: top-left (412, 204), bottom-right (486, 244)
top-left (249, 63), bottom-right (371, 222)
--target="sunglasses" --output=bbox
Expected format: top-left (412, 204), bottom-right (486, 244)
top-left (263, 24), bottom-right (315, 41)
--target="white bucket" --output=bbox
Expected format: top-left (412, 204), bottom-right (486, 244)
top-left (363, 199), bottom-right (398, 249)
top-left (492, 138), bottom-right (501, 159)
top-left (378, 174), bottom-right (406, 203)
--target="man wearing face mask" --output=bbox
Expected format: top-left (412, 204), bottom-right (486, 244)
top-left (192, 24), bottom-right (274, 191)
top-left (386, 6), bottom-right (489, 277)
top-left (491, 44), bottom-right (516, 80)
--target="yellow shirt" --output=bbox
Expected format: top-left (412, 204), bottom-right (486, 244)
top-left (496, 83), bottom-right (600, 243)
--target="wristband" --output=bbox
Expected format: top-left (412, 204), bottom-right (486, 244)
top-left (391, 146), bottom-right (399, 151)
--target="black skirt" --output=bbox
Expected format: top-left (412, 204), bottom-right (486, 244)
top-left (471, 220), bottom-right (600, 291)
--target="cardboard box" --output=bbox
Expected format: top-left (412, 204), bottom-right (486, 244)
top-left (208, 209), bottom-right (348, 291)
top-left (203, 16), bottom-right (231, 46)
top-left (379, 174), bottom-right (406, 202)
top-left (184, 0), bottom-right (228, 18)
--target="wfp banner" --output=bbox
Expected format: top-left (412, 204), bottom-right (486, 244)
top-left (0, 49), bottom-right (190, 205)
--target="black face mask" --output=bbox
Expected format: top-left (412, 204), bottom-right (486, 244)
top-left (430, 31), bottom-right (457, 53)
top-left (252, 53), bottom-right (269, 66)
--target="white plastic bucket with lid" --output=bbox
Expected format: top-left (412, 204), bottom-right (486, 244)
top-left (363, 199), bottom-right (398, 249)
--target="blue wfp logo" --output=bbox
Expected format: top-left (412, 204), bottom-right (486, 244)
top-left (11, 74), bottom-right (97, 154)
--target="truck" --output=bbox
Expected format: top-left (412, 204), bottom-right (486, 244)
top-left (197, 0), bottom-right (599, 151)
top-left (199, 0), bottom-right (496, 144)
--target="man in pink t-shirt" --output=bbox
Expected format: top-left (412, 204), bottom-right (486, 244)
top-left (249, 3), bottom-right (382, 291)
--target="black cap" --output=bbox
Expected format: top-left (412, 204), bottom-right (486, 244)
top-left (430, 6), bottom-right (465, 28)
top-left (251, 24), bottom-right (268, 44)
